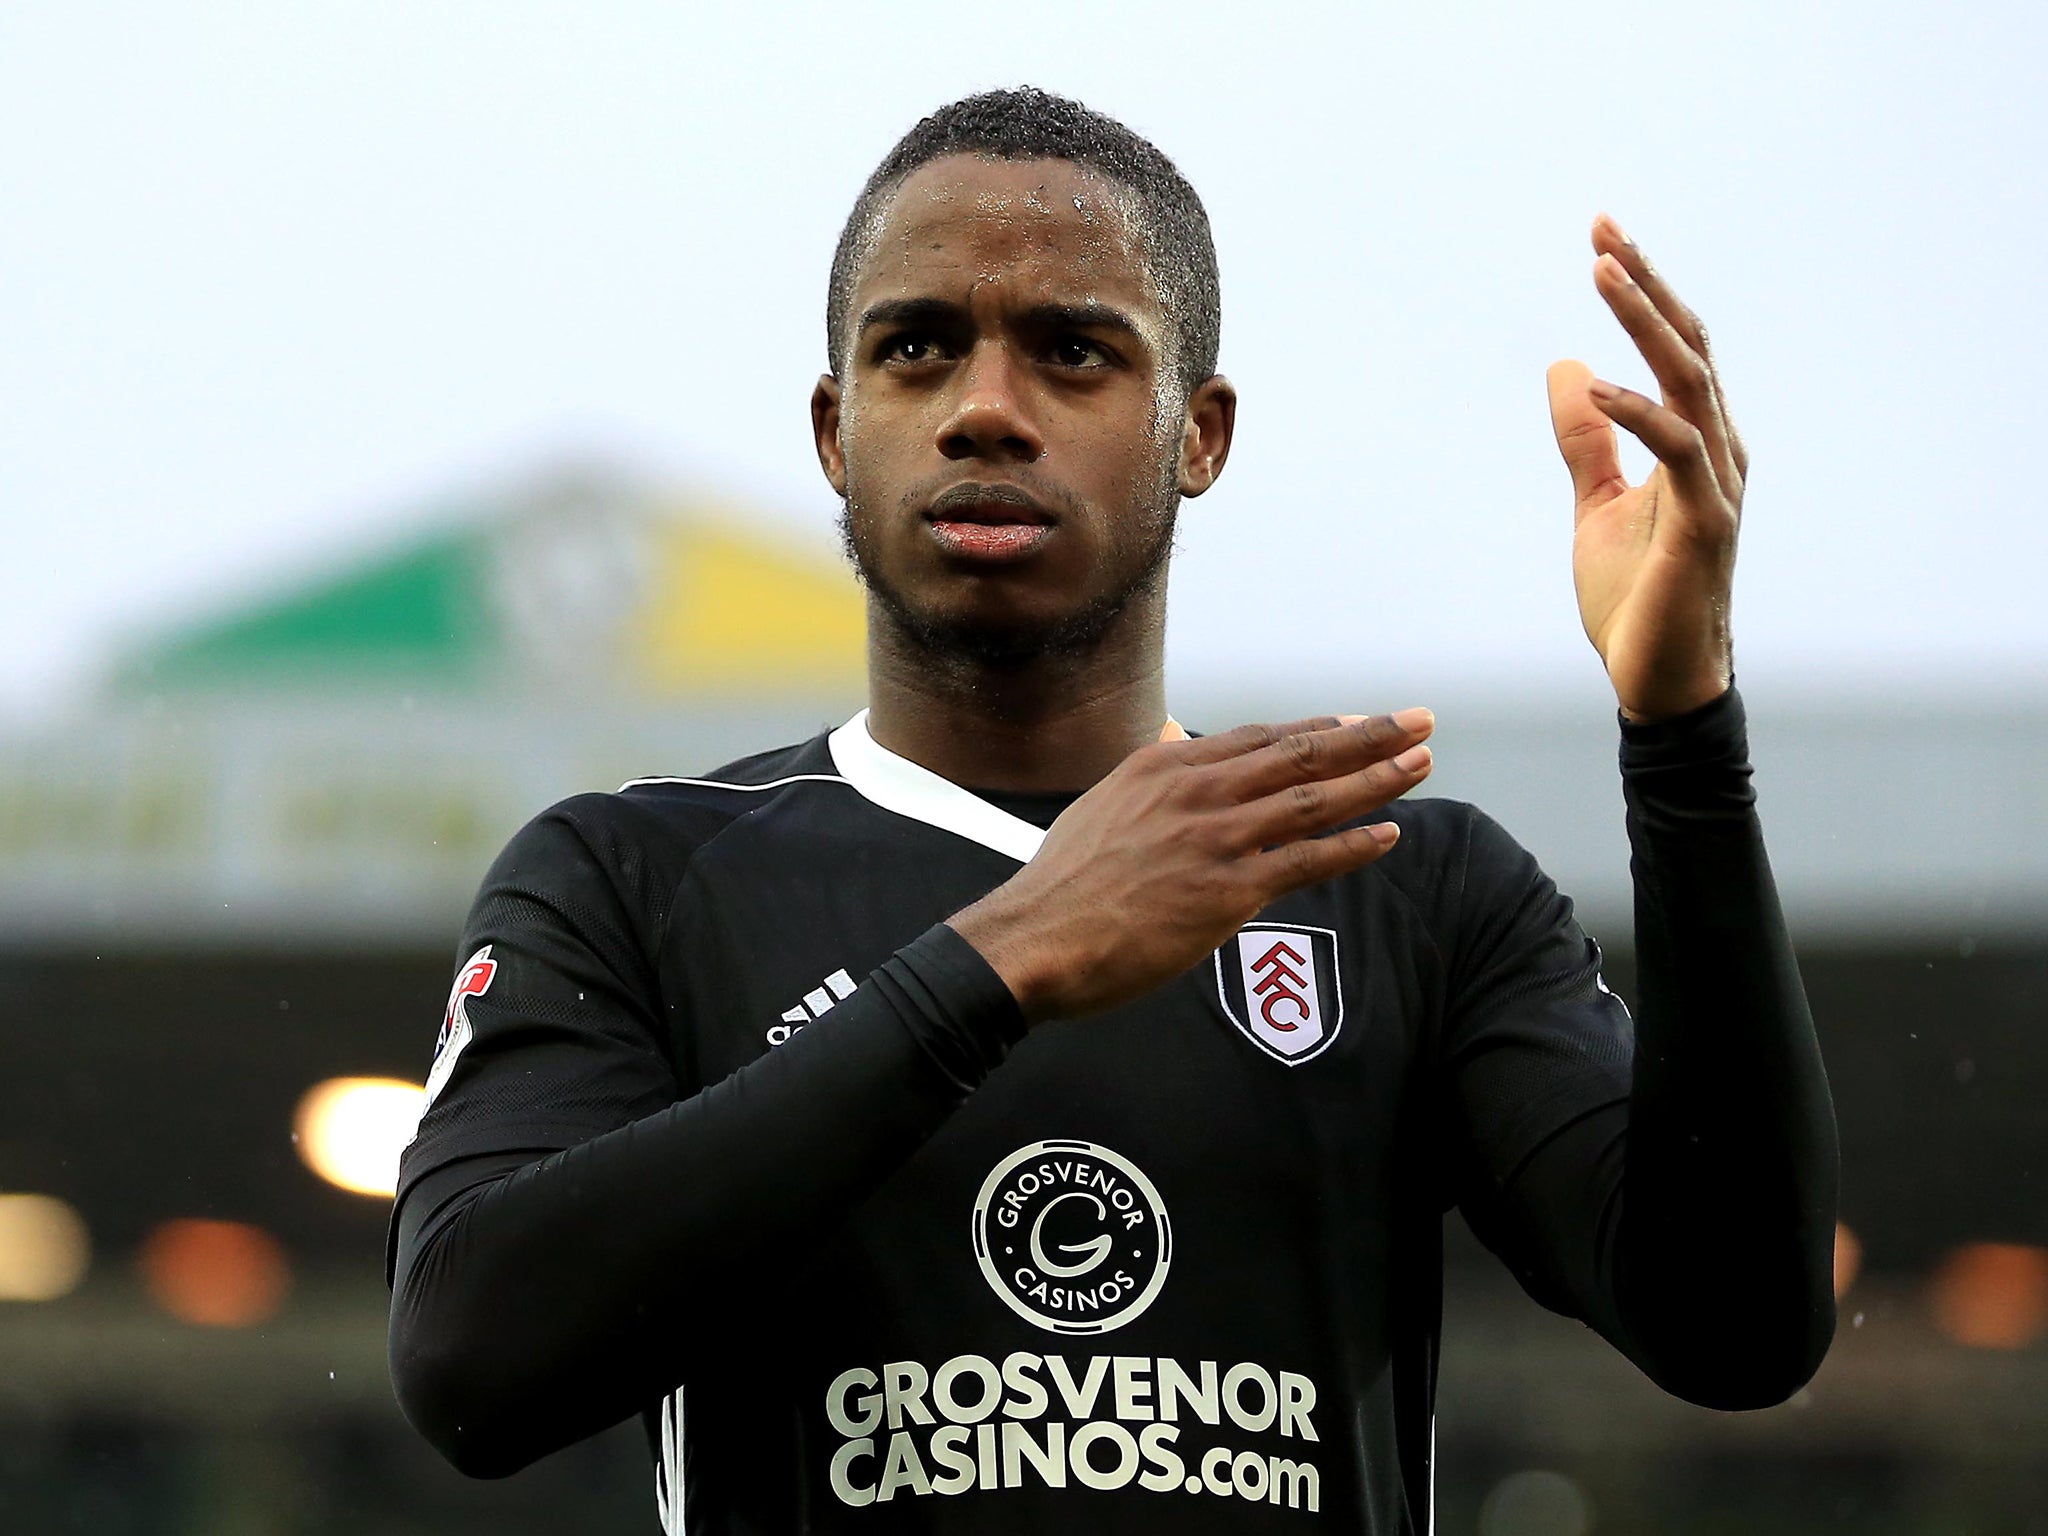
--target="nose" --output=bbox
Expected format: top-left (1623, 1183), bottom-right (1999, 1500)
top-left (936, 342), bottom-right (1044, 464)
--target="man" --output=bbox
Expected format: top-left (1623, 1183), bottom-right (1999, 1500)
top-left (389, 88), bottom-right (1836, 1533)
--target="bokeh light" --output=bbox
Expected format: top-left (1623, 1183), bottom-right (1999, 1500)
top-left (138, 1219), bottom-right (291, 1328)
top-left (0, 1193), bottom-right (91, 1302)
top-left (1834, 1221), bottom-right (1863, 1300)
top-left (1478, 1468), bottom-right (1594, 1536)
top-left (1929, 1243), bottom-right (2048, 1351)
top-left (293, 1077), bottom-right (426, 1199)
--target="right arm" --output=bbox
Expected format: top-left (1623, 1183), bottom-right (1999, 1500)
top-left (389, 903), bottom-right (1021, 1476)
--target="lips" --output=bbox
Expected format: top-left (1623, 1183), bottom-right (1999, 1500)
top-left (923, 483), bottom-right (1057, 564)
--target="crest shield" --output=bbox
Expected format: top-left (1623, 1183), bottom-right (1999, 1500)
top-left (1214, 922), bottom-right (1344, 1065)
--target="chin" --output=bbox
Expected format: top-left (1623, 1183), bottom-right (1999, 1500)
top-left (898, 608), bottom-right (1074, 668)
top-left (884, 585), bottom-right (1149, 670)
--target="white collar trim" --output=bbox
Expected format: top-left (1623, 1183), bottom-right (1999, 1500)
top-left (827, 709), bottom-right (1047, 864)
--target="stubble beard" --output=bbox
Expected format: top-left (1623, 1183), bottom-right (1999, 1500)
top-left (837, 468), bottom-right (1180, 674)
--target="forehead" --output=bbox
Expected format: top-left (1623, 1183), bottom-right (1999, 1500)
top-left (854, 154), bottom-right (1159, 314)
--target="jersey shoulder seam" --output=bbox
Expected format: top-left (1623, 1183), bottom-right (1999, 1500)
top-left (614, 751), bottom-right (857, 1022)
top-left (1364, 795), bottom-right (1480, 958)
top-left (642, 774), bottom-right (856, 968)
top-left (544, 746), bottom-right (847, 1065)
top-left (1360, 797), bottom-right (1484, 1062)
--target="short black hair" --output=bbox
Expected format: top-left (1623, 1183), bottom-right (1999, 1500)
top-left (826, 87), bottom-right (1221, 398)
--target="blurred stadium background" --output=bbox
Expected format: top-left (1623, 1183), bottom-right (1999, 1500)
top-left (3, 5), bottom-right (2044, 1534)
top-left (3, 467), bottom-right (2043, 1534)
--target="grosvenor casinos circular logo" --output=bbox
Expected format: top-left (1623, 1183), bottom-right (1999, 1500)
top-left (971, 1140), bottom-right (1172, 1335)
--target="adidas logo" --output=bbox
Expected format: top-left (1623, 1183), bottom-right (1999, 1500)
top-left (766, 968), bottom-right (857, 1047)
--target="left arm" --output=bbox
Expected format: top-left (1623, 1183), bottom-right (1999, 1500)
top-left (1455, 218), bottom-right (1839, 1405)
top-left (1452, 689), bottom-right (1838, 1408)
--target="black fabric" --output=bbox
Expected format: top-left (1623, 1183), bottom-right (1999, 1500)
top-left (387, 692), bottom-right (1835, 1530)
top-left (965, 786), bottom-right (1083, 830)
top-left (390, 920), bottom-right (1025, 1475)
top-left (1452, 690), bottom-right (1835, 1407)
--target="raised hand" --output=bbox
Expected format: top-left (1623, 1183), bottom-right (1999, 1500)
top-left (1547, 215), bottom-right (1748, 722)
top-left (948, 711), bottom-right (1435, 1022)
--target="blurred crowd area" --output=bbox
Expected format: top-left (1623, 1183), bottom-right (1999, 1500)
top-left (2, 478), bottom-right (2043, 1534)
top-left (4, 944), bottom-right (2044, 1534)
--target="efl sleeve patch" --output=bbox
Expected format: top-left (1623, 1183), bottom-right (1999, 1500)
top-left (424, 945), bottom-right (497, 1108)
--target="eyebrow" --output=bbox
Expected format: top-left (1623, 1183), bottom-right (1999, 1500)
top-left (855, 296), bottom-right (1147, 343)
top-left (1022, 301), bottom-right (1145, 342)
top-left (856, 297), bottom-right (961, 337)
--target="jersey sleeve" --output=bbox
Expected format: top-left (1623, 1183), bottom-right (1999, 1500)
top-left (1436, 690), bottom-right (1837, 1409)
top-left (399, 795), bottom-right (681, 1204)
top-left (1435, 804), bottom-right (1635, 1210)
top-left (386, 787), bottom-right (1031, 1477)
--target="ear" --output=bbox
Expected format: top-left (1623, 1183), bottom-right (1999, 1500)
top-left (1176, 374), bottom-right (1237, 498)
top-left (811, 374), bottom-right (847, 496)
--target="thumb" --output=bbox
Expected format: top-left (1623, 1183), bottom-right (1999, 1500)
top-left (1546, 359), bottom-right (1627, 521)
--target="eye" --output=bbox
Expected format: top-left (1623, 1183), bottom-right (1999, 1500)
top-left (880, 333), bottom-right (950, 365)
top-left (1048, 336), bottom-right (1112, 370)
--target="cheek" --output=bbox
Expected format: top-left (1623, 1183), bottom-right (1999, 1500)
top-left (840, 392), bottom-right (931, 473)
top-left (835, 411), bottom-right (895, 506)
top-left (1095, 447), bottom-right (1181, 558)
top-left (1108, 415), bottom-right (1181, 497)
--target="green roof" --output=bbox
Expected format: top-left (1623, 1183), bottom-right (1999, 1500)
top-left (115, 531), bottom-right (497, 694)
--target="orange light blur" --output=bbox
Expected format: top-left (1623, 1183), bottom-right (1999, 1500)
top-left (0, 1194), bottom-right (91, 1302)
top-left (293, 1076), bottom-right (426, 1199)
top-left (1929, 1242), bottom-right (2048, 1350)
top-left (1833, 1222), bottom-right (1862, 1299)
top-left (138, 1218), bottom-right (291, 1328)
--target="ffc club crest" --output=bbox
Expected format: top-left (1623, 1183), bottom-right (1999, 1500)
top-left (1213, 923), bottom-right (1344, 1065)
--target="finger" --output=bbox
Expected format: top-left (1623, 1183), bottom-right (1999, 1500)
top-left (1596, 219), bottom-right (1750, 483)
top-left (1252, 821), bottom-right (1402, 900)
top-left (1593, 257), bottom-right (1723, 435)
top-left (1219, 709), bottom-right (1434, 799)
top-left (1547, 359), bottom-right (1628, 518)
top-left (1231, 741), bottom-right (1434, 849)
top-left (1585, 379), bottom-right (1728, 531)
top-left (1172, 717), bottom-right (1345, 766)
top-left (1592, 246), bottom-right (1741, 497)
top-left (1593, 214), bottom-right (1713, 364)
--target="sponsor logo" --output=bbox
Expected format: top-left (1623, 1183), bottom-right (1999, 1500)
top-left (972, 1141), bottom-right (1170, 1335)
top-left (822, 1351), bottom-right (1322, 1512)
top-left (1213, 924), bottom-right (1344, 1065)
top-left (424, 946), bottom-right (497, 1107)
top-left (769, 967), bottom-right (857, 1046)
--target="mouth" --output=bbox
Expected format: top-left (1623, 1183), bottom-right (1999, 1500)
top-left (922, 483), bottom-right (1058, 564)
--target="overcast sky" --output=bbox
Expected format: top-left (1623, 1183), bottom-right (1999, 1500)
top-left (2, 2), bottom-right (2041, 723)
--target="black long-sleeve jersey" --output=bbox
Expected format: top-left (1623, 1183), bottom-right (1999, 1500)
top-left (388, 689), bottom-right (1837, 1534)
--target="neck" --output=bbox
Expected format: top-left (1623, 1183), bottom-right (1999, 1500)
top-left (862, 594), bottom-right (1170, 792)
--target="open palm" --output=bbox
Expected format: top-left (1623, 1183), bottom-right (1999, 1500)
top-left (1548, 216), bottom-right (1749, 722)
